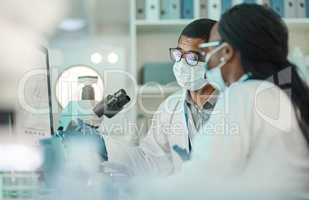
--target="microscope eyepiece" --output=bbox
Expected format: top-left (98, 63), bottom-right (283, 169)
top-left (93, 89), bottom-right (131, 118)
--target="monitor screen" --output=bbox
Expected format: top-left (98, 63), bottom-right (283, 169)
top-left (15, 47), bottom-right (54, 145)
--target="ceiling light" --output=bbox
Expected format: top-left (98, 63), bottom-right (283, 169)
top-left (59, 18), bottom-right (86, 31)
top-left (91, 53), bottom-right (103, 64)
top-left (107, 52), bottom-right (119, 64)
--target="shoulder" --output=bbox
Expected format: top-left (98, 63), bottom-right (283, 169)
top-left (228, 80), bottom-right (278, 95)
top-left (226, 80), bottom-right (297, 132)
top-left (226, 80), bottom-right (290, 103)
top-left (156, 89), bottom-right (185, 113)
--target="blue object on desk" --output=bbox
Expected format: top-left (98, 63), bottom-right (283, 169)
top-left (181, 0), bottom-right (194, 19)
top-left (271, 0), bottom-right (284, 17)
top-left (143, 63), bottom-right (176, 85)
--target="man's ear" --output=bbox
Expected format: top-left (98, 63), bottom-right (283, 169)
top-left (222, 43), bottom-right (234, 62)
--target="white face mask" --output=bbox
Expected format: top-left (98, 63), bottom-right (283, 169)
top-left (173, 59), bottom-right (208, 91)
top-left (204, 44), bottom-right (227, 91)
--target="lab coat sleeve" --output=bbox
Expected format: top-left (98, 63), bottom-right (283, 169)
top-left (104, 104), bottom-right (174, 176)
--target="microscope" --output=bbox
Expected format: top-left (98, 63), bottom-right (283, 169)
top-left (40, 76), bottom-right (131, 185)
top-left (59, 76), bottom-right (131, 130)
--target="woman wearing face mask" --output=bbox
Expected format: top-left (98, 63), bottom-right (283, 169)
top-left (191, 3), bottom-right (309, 196)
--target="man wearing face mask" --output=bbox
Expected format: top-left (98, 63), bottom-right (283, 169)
top-left (169, 19), bottom-right (219, 158)
top-left (100, 19), bottom-right (218, 176)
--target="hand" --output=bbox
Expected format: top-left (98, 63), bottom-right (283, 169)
top-left (62, 119), bottom-right (108, 161)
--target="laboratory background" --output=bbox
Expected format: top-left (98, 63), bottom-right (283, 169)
top-left (0, 0), bottom-right (309, 199)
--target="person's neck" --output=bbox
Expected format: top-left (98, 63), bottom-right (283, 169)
top-left (189, 84), bottom-right (215, 108)
top-left (224, 56), bottom-right (246, 86)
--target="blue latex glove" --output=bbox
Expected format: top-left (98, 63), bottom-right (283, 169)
top-left (173, 145), bottom-right (191, 161)
top-left (61, 119), bottom-right (108, 161)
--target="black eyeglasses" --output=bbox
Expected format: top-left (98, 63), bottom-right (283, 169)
top-left (169, 48), bottom-right (205, 66)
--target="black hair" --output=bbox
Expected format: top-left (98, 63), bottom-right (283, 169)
top-left (179, 18), bottom-right (217, 42)
top-left (219, 4), bottom-right (309, 144)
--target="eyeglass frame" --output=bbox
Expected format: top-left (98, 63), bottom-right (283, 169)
top-left (169, 40), bottom-right (224, 66)
top-left (169, 48), bottom-right (205, 67)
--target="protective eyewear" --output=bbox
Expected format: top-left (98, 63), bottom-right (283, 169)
top-left (169, 48), bottom-right (205, 66)
top-left (199, 40), bottom-right (224, 49)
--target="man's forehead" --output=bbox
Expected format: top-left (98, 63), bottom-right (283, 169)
top-left (178, 36), bottom-right (205, 50)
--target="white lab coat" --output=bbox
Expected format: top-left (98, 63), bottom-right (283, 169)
top-left (190, 79), bottom-right (309, 196)
top-left (104, 89), bottom-right (193, 176)
top-left (128, 79), bottom-right (309, 200)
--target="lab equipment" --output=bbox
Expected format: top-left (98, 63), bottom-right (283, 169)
top-left (181, 0), bottom-right (194, 19)
top-left (59, 76), bottom-right (102, 130)
top-left (79, 76), bottom-right (98, 100)
top-left (14, 47), bottom-right (54, 143)
top-left (59, 100), bottom-right (102, 130)
top-left (142, 63), bottom-right (176, 85)
top-left (104, 88), bottom-right (201, 175)
top-left (145, 0), bottom-right (160, 20)
top-left (160, 0), bottom-right (181, 20)
top-left (0, 172), bottom-right (39, 200)
top-left (93, 89), bottom-right (130, 118)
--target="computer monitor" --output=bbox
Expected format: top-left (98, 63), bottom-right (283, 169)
top-left (14, 46), bottom-right (54, 145)
top-left (44, 47), bottom-right (54, 135)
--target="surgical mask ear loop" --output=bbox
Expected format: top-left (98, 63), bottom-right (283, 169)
top-left (214, 57), bottom-right (227, 70)
top-left (203, 56), bottom-right (227, 81)
top-left (205, 43), bottom-right (228, 64)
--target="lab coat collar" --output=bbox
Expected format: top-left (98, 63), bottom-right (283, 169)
top-left (185, 89), bottom-right (219, 110)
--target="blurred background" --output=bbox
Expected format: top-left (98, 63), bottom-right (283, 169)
top-left (0, 0), bottom-right (309, 198)
top-left (49, 0), bottom-right (309, 143)
top-left (0, 0), bottom-right (309, 144)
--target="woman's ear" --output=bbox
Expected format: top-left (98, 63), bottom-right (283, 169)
top-left (222, 43), bottom-right (234, 62)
